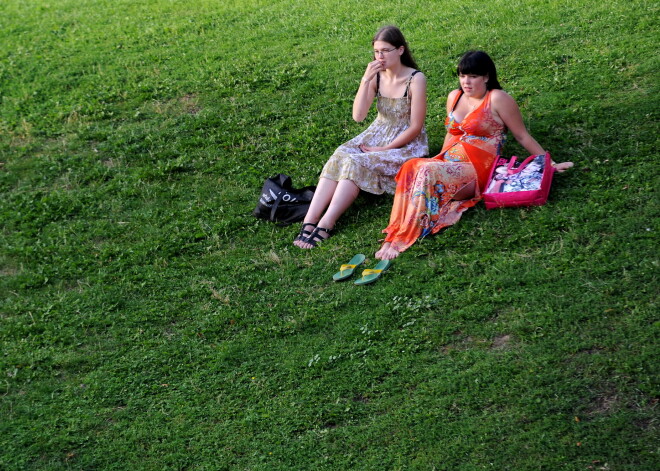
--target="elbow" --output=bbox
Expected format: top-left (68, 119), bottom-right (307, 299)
top-left (408, 123), bottom-right (423, 137)
top-left (513, 131), bottom-right (532, 145)
top-left (353, 112), bottom-right (366, 123)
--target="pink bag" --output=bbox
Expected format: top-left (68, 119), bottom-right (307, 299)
top-left (483, 152), bottom-right (555, 209)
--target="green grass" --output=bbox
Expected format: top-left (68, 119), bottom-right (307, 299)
top-left (1, 0), bottom-right (658, 469)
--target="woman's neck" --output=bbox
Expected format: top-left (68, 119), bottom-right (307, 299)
top-left (382, 62), bottom-right (407, 79)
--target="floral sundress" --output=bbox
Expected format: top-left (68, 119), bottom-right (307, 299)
top-left (320, 71), bottom-right (429, 195)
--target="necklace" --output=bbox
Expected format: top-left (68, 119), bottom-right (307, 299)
top-left (466, 91), bottom-right (487, 111)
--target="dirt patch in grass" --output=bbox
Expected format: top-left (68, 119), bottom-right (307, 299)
top-left (491, 334), bottom-right (513, 349)
top-left (179, 94), bottom-right (202, 115)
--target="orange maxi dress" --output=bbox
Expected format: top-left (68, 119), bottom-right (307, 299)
top-left (382, 89), bottom-right (506, 252)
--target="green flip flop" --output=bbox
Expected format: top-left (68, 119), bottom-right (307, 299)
top-left (354, 259), bottom-right (392, 285)
top-left (332, 254), bottom-right (366, 281)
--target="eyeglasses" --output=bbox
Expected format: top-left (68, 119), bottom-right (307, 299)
top-left (373, 47), bottom-right (398, 57)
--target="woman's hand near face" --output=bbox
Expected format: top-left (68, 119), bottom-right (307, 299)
top-left (362, 60), bottom-right (385, 83)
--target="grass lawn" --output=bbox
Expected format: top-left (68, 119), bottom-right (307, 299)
top-left (1, 0), bottom-right (658, 469)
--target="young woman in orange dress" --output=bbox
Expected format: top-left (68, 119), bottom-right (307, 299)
top-left (375, 50), bottom-right (573, 260)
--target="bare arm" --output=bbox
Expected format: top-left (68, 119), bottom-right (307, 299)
top-left (490, 90), bottom-right (545, 155)
top-left (491, 90), bottom-right (574, 171)
top-left (352, 60), bottom-right (383, 122)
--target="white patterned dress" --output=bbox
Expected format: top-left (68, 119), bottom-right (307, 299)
top-left (320, 71), bottom-right (429, 195)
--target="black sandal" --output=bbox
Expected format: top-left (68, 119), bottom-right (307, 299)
top-left (294, 223), bottom-right (317, 244)
top-left (304, 226), bottom-right (333, 247)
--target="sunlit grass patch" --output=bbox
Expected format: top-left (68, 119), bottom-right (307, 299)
top-left (0, 0), bottom-right (657, 469)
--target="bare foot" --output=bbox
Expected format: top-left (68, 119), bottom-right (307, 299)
top-left (293, 223), bottom-right (316, 248)
top-left (552, 161), bottom-right (574, 172)
top-left (295, 226), bottom-right (332, 249)
top-left (375, 242), bottom-right (401, 260)
top-left (295, 238), bottom-right (316, 249)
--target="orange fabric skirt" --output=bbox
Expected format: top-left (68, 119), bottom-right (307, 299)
top-left (382, 141), bottom-right (496, 253)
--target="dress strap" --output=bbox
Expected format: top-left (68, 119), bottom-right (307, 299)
top-left (403, 70), bottom-right (420, 98)
top-left (450, 89), bottom-right (464, 111)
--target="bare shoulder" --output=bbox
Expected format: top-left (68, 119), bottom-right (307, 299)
top-left (490, 89), bottom-right (519, 108)
top-left (445, 89), bottom-right (461, 112)
top-left (410, 70), bottom-right (427, 85)
top-left (408, 71), bottom-right (427, 101)
top-left (447, 88), bottom-right (461, 103)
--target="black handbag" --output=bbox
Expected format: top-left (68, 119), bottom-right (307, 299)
top-left (253, 174), bottom-right (316, 225)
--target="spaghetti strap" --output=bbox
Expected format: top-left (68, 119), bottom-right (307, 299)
top-left (450, 89), bottom-right (464, 111)
top-left (403, 70), bottom-right (420, 98)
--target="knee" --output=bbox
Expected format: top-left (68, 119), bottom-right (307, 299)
top-left (401, 159), bottom-right (418, 171)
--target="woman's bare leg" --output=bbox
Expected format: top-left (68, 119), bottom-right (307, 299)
top-left (293, 178), bottom-right (336, 248)
top-left (296, 179), bottom-right (360, 249)
top-left (317, 179), bottom-right (360, 229)
top-left (302, 177), bottom-right (337, 224)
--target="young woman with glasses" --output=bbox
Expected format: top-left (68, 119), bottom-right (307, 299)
top-left (294, 25), bottom-right (428, 248)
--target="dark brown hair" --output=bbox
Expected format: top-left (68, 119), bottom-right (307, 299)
top-left (372, 25), bottom-right (418, 70)
top-left (456, 50), bottom-right (502, 90)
